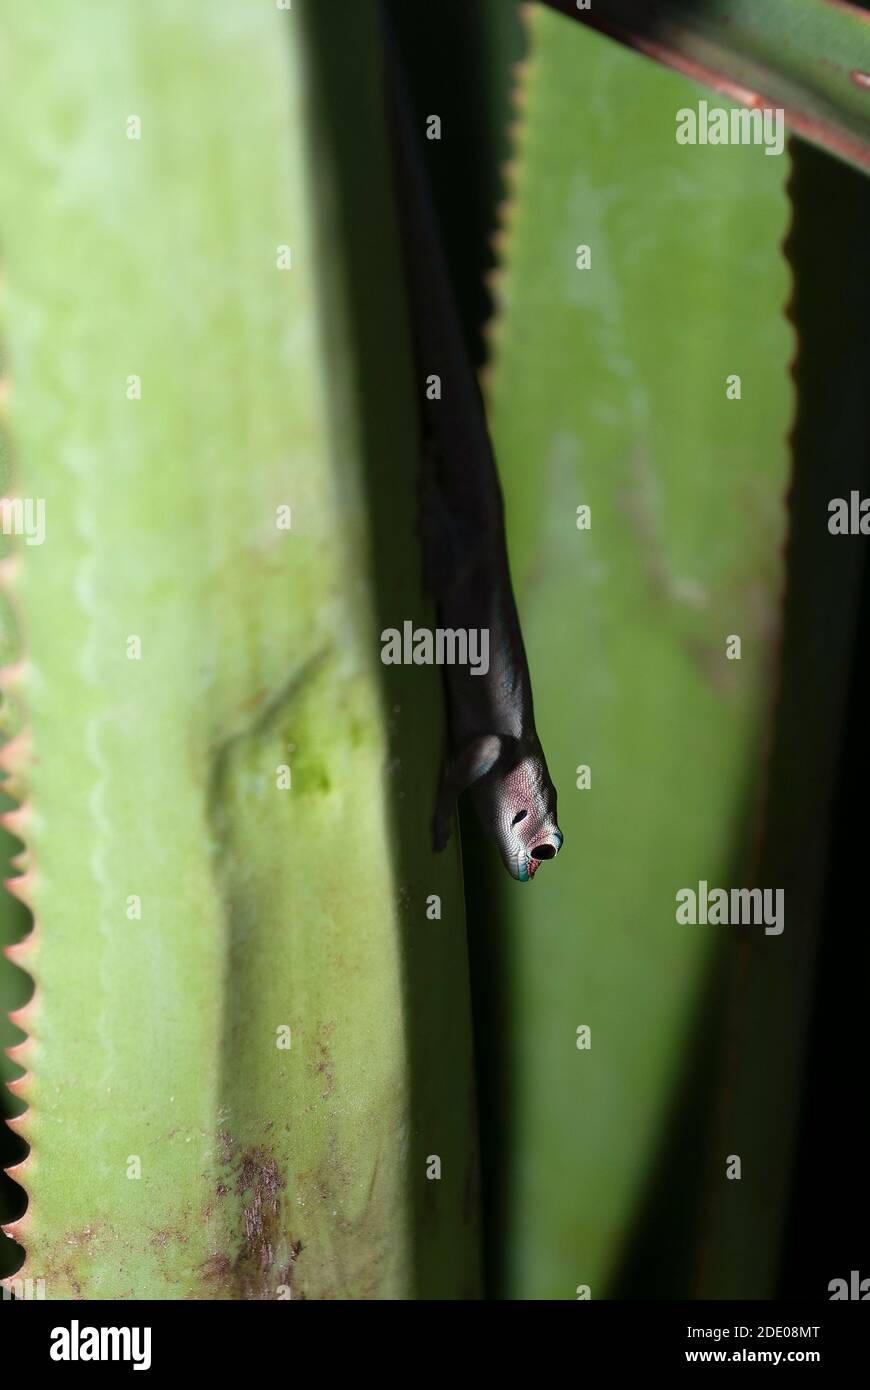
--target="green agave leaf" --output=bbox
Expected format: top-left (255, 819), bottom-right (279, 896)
top-left (542, 0), bottom-right (870, 174)
top-left (0, 183), bottom-right (28, 1282)
top-left (481, 9), bottom-right (793, 1299)
top-left (0, 0), bottom-right (478, 1299)
top-left (0, 821), bottom-right (28, 1282)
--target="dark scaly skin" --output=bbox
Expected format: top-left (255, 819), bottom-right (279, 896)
top-left (384, 20), bottom-right (563, 881)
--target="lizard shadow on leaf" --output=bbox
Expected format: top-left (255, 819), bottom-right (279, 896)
top-left (295, 8), bottom-right (488, 1299)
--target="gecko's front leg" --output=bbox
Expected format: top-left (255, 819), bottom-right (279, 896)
top-left (432, 733), bottom-right (503, 851)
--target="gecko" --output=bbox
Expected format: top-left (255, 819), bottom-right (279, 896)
top-left (384, 16), bottom-right (563, 882)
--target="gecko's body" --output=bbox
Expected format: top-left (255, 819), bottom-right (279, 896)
top-left (385, 23), bottom-right (562, 881)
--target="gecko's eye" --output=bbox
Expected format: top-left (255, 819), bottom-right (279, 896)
top-left (531, 843), bottom-right (556, 860)
top-left (512, 810), bottom-right (528, 827)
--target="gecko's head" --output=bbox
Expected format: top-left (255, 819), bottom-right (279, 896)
top-left (493, 751), bottom-right (563, 882)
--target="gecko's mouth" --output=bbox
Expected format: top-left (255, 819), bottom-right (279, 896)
top-left (517, 833), bottom-right (564, 881)
top-left (517, 850), bottom-right (542, 881)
